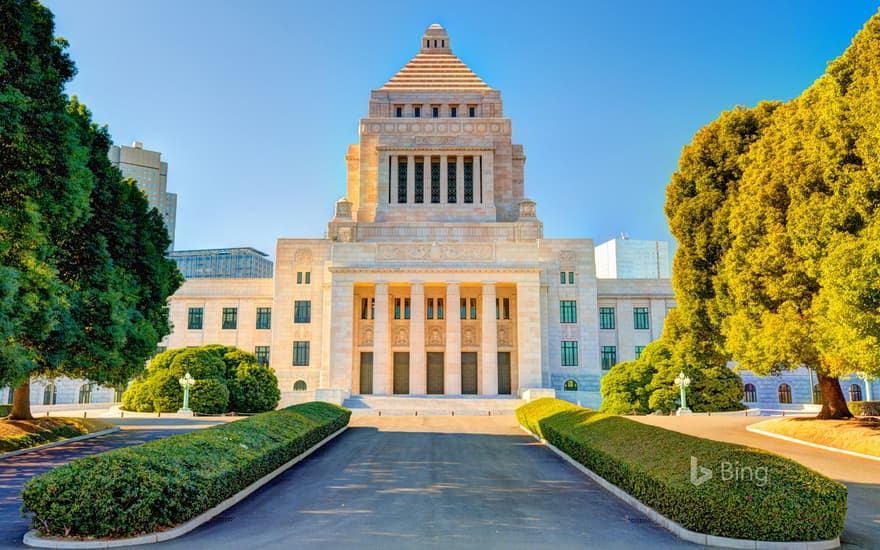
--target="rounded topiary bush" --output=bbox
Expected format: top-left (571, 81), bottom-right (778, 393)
top-left (168, 348), bottom-right (226, 380)
top-left (190, 378), bottom-right (229, 414)
top-left (228, 363), bottom-right (280, 413)
top-left (221, 350), bottom-right (258, 378)
top-left (149, 370), bottom-right (184, 412)
top-left (149, 348), bottom-right (186, 372)
top-left (121, 379), bottom-right (154, 412)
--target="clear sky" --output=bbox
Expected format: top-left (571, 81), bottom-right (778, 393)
top-left (43, 1), bottom-right (879, 259)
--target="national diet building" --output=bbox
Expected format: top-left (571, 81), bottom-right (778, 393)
top-left (161, 25), bottom-right (675, 408)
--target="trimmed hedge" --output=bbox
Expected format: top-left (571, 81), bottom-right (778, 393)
top-left (0, 404), bottom-right (11, 417)
top-left (849, 400), bottom-right (880, 416)
top-left (517, 398), bottom-right (846, 542)
top-left (21, 402), bottom-right (350, 538)
top-left (190, 378), bottom-right (229, 414)
top-left (228, 363), bottom-right (281, 413)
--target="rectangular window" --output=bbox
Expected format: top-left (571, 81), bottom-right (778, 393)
top-left (437, 298), bottom-right (444, 320)
top-left (414, 158), bottom-right (424, 203)
top-left (560, 272), bottom-right (566, 285)
top-left (256, 307), bottom-right (272, 329)
top-left (430, 159), bottom-right (441, 203)
top-left (460, 298), bottom-right (467, 320)
top-left (397, 159), bottom-right (408, 203)
top-left (395, 106), bottom-right (402, 117)
top-left (503, 298), bottom-right (510, 320)
top-left (394, 298), bottom-right (401, 320)
top-left (414, 106), bottom-right (421, 118)
top-left (427, 298), bottom-right (434, 320)
top-left (255, 346), bottom-right (270, 366)
top-left (222, 307), bottom-right (238, 330)
top-left (294, 300), bottom-right (311, 324)
top-left (404, 298), bottom-right (411, 320)
top-left (496, 298), bottom-right (500, 320)
top-left (297, 272), bottom-right (303, 284)
top-left (633, 307), bottom-right (650, 330)
top-left (599, 307), bottom-right (616, 329)
top-left (293, 341), bottom-right (310, 366)
top-left (560, 300), bottom-right (577, 323)
top-left (432, 105), bottom-right (439, 118)
top-left (187, 307), bottom-right (203, 330)
top-left (470, 298), bottom-right (478, 320)
top-left (447, 161), bottom-right (457, 203)
top-left (305, 272), bottom-right (311, 284)
top-left (561, 341), bottom-right (579, 367)
top-left (450, 106), bottom-right (457, 118)
top-left (601, 346), bottom-right (617, 370)
top-left (469, 105), bottom-right (476, 117)
top-left (635, 345), bottom-right (646, 359)
top-left (463, 159), bottom-right (474, 203)
top-left (361, 298), bottom-right (369, 320)
top-left (568, 272), bottom-right (575, 284)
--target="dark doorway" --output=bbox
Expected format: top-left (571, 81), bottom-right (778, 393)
top-left (359, 352), bottom-right (373, 395)
top-left (393, 352), bottom-right (410, 394)
top-left (461, 352), bottom-right (478, 395)
top-left (427, 352), bottom-right (445, 394)
top-left (497, 352), bottom-right (511, 395)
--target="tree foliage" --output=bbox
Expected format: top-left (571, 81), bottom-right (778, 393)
top-left (666, 10), bottom-right (880, 419)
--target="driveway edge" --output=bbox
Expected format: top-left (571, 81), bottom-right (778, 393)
top-left (0, 426), bottom-right (121, 460)
top-left (520, 425), bottom-right (839, 550)
top-left (23, 425), bottom-right (348, 549)
top-left (745, 425), bottom-right (880, 463)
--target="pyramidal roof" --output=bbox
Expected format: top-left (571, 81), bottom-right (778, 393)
top-left (379, 24), bottom-right (492, 92)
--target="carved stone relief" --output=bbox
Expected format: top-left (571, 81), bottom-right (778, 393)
top-left (497, 326), bottom-right (511, 347)
top-left (427, 326), bottom-right (443, 346)
top-left (394, 326), bottom-right (409, 346)
top-left (377, 243), bottom-right (493, 262)
top-left (559, 250), bottom-right (576, 266)
top-left (462, 327), bottom-right (476, 346)
top-left (360, 326), bottom-right (374, 346)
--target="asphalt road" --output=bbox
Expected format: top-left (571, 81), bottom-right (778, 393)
top-left (631, 415), bottom-right (880, 550)
top-left (0, 418), bottom-right (232, 549)
top-left (140, 416), bottom-right (703, 550)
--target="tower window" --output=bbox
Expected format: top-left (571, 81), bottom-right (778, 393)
top-left (432, 106), bottom-right (439, 118)
top-left (463, 159), bottom-right (474, 203)
top-left (426, 39), bottom-right (429, 48)
top-left (398, 158), bottom-right (408, 203)
top-left (447, 161), bottom-right (457, 203)
top-left (395, 106), bottom-right (402, 118)
top-left (450, 106), bottom-right (457, 118)
top-left (441, 39), bottom-right (445, 48)
top-left (414, 106), bottom-right (421, 118)
top-left (430, 159), bottom-right (441, 203)
top-left (469, 106), bottom-right (476, 117)
top-left (414, 158), bottom-right (424, 203)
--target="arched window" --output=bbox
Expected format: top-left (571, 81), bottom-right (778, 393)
top-left (743, 383), bottom-right (757, 403)
top-left (777, 383), bottom-right (792, 404)
top-left (563, 380), bottom-right (578, 391)
top-left (849, 384), bottom-right (863, 402)
top-left (293, 380), bottom-right (307, 392)
top-left (813, 384), bottom-right (822, 404)
top-left (43, 383), bottom-right (57, 405)
top-left (78, 383), bottom-right (92, 404)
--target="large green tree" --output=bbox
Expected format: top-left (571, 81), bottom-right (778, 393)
top-left (667, 10), bottom-right (880, 419)
top-left (0, 1), bottom-right (181, 418)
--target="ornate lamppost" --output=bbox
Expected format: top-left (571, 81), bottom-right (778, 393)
top-left (178, 372), bottom-right (196, 416)
top-left (856, 371), bottom-right (873, 402)
top-left (674, 371), bottom-right (692, 416)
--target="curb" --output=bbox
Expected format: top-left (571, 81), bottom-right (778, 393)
top-left (519, 425), bottom-right (839, 550)
top-left (745, 425), bottom-right (880, 463)
top-left (0, 426), bottom-right (121, 460)
top-left (23, 425), bottom-right (348, 548)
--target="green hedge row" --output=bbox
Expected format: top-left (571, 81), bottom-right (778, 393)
top-left (517, 398), bottom-right (846, 542)
top-left (849, 400), bottom-right (880, 416)
top-left (0, 404), bottom-right (11, 417)
top-left (22, 402), bottom-right (350, 538)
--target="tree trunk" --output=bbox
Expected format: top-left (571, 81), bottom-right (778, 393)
top-left (815, 369), bottom-right (853, 420)
top-left (8, 381), bottom-right (33, 420)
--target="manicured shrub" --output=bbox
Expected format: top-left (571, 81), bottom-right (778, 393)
top-left (21, 402), bottom-right (351, 538)
top-left (0, 404), bottom-right (12, 417)
top-left (220, 349), bottom-right (257, 378)
top-left (121, 379), bottom-right (154, 412)
top-left (849, 401), bottom-right (880, 416)
top-left (148, 370), bottom-right (183, 413)
top-left (517, 398), bottom-right (846, 542)
top-left (167, 348), bottom-right (226, 380)
top-left (148, 348), bottom-right (186, 372)
top-left (190, 378), bottom-right (229, 415)
top-left (228, 363), bottom-right (280, 413)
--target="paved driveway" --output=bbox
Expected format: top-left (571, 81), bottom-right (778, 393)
top-left (140, 416), bottom-right (702, 550)
top-left (0, 418), bottom-right (232, 549)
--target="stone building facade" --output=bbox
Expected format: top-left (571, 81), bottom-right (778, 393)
top-left (160, 25), bottom-right (677, 407)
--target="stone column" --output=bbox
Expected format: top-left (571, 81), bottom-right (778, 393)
top-left (481, 282), bottom-right (498, 395)
top-left (516, 280), bottom-right (543, 390)
top-left (328, 281), bottom-right (354, 391)
top-left (407, 155), bottom-right (415, 205)
top-left (373, 282), bottom-right (390, 395)
top-left (440, 155), bottom-right (448, 204)
top-left (445, 282), bottom-right (461, 394)
top-left (456, 155), bottom-right (464, 205)
top-left (409, 282), bottom-right (426, 395)
top-left (390, 156), bottom-right (398, 204)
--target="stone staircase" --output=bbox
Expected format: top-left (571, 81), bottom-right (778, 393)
top-left (342, 395), bottom-right (525, 416)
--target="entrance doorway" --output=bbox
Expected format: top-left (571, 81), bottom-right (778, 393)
top-left (359, 352), bottom-right (373, 395)
top-left (393, 352), bottom-right (410, 394)
top-left (461, 352), bottom-right (478, 395)
top-left (497, 352), bottom-right (511, 395)
top-left (427, 352), bottom-right (444, 394)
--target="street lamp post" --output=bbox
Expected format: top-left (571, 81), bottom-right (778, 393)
top-left (856, 371), bottom-right (873, 402)
top-left (674, 371), bottom-right (692, 416)
top-left (178, 372), bottom-right (196, 416)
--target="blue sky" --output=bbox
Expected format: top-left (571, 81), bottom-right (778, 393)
top-left (43, 1), bottom-right (879, 259)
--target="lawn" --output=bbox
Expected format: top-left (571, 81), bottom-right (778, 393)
top-left (0, 417), bottom-right (115, 453)
top-left (752, 416), bottom-right (880, 457)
